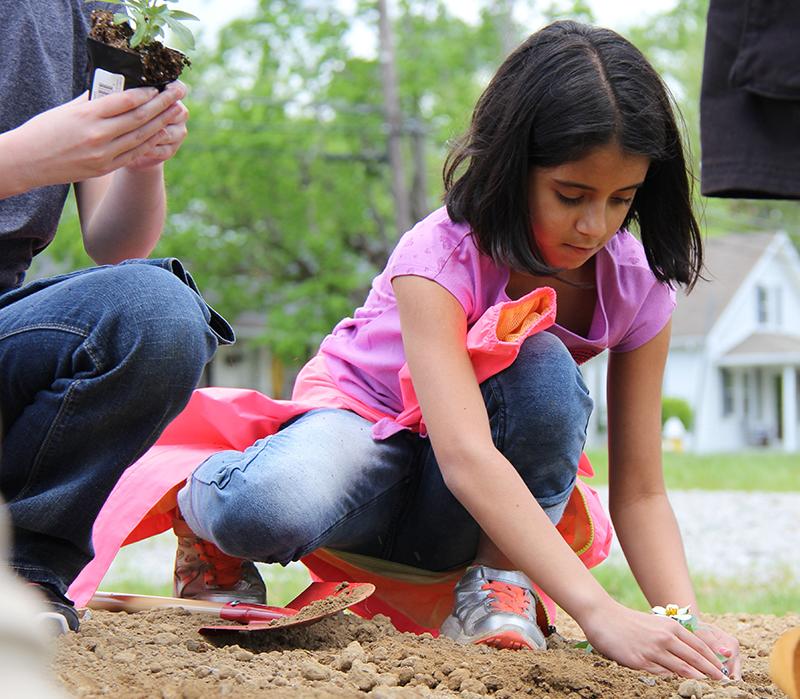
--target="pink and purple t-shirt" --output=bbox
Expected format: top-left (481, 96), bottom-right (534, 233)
top-left (317, 207), bottom-right (675, 417)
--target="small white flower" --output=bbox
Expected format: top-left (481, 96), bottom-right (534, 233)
top-left (651, 604), bottom-right (694, 623)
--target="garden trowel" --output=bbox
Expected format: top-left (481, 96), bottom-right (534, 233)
top-left (88, 581), bottom-right (375, 635)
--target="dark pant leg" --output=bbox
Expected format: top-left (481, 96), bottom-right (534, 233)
top-left (0, 261), bottom-right (227, 593)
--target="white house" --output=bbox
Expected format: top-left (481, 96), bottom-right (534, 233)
top-left (583, 231), bottom-right (800, 453)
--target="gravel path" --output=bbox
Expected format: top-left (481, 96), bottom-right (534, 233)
top-left (101, 489), bottom-right (800, 591)
top-left (597, 487), bottom-right (800, 582)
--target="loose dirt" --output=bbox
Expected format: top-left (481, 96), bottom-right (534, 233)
top-left (55, 608), bottom-right (797, 698)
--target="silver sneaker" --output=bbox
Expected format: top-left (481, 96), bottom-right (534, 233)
top-left (440, 566), bottom-right (547, 650)
top-left (173, 534), bottom-right (267, 605)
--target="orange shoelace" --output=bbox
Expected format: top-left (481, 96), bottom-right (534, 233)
top-left (481, 581), bottom-right (531, 615)
top-left (193, 539), bottom-right (243, 588)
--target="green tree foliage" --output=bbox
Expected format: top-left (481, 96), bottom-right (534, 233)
top-left (152, 0), bottom-right (507, 363)
top-left (38, 0), bottom-right (799, 365)
top-left (541, 0), bottom-right (595, 24)
top-left (158, 0), bottom-right (375, 361)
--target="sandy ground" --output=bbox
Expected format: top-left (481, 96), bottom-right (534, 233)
top-left (57, 489), bottom-right (798, 697)
top-left (54, 606), bottom-right (798, 698)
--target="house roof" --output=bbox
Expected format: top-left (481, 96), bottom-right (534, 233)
top-left (718, 332), bottom-right (800, 365)
top-left (671, 232), bottom-right (777, 338)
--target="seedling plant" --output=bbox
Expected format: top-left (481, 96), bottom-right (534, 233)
top-left (98, 0), bottom-right (198, 50)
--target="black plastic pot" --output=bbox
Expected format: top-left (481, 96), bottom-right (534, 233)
top-left (86, 37), bottom-right (169, 98)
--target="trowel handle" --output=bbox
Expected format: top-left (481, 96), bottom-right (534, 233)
top-left (89, 591), bottom-right (297, 623)
top-left (89, 591), bottom-right (224, 614)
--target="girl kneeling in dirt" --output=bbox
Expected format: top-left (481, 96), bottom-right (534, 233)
top-left (174, 20), bottom-right (741, 680)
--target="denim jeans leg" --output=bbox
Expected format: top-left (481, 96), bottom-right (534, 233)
top-left (181, 334), bottom-right (592, 575)
top-left (178, 408), bottom-right (421, 565)
top-left (387, 332), bottom-right (594, 571)
top-left (0, 262), bottom-right (223, 594)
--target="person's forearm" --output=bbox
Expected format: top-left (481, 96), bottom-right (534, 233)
top-left (611, 493), bottom-right (699, 612)
top-left (0, 129), bottom-right (37, 199)
top-left (81, 165), bottom-right (166, 263)
top-left (442, 446), bottom-right (614, 624)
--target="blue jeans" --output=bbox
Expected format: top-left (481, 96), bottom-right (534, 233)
top-left (0, 259), bottom-right (232, 595)
top-left (179, 332), bottom-right (593, 572)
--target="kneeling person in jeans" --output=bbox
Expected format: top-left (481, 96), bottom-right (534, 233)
top-left (0, 0), bottom-right (232, 631)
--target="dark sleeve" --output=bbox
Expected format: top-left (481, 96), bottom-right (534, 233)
top-left (700, 0), bottom-right (800, 200)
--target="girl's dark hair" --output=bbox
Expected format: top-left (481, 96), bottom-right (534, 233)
top-left (444, 20), bottom-right (702, 289)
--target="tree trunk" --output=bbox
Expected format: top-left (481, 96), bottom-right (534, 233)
top-left (496, 0), bottom-right (517, 58)
top-left (409, 115), bottom-right (428, 221)
top-left (377, 0), bottom-right (411, 235)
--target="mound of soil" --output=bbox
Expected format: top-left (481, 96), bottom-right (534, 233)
top-left (55, 608), bottom-right (797, 698)
top-left (89, 10), bottom-right (189, 84)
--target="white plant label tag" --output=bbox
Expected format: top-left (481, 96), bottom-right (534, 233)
top-left (91, 69), bottom-right (125, 100)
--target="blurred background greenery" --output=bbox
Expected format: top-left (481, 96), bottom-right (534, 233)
top-left (34, 0), bottom-right (800, 372)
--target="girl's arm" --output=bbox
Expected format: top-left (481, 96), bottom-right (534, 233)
top-left (607, 320), bottom-right (741, 678)
top-left (393, 275), bottom-right (725, 679)
top-left (606, 321), bottom-right (696, 605)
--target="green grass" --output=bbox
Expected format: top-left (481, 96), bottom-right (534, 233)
top-left (100, 578), bottom-right (173, 597)
top-left (584, 449), bottom-right (800, 492)
top-left (592, 562), bottom-right (800, 615)
top-left (256, 563), bottom-right (312, 606)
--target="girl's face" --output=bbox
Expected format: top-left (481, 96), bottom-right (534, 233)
top-left (527, 142), bottom-right (650, 274)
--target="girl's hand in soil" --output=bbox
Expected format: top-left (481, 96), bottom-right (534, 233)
top-left (581, 601), bottom-right (727, 680)
top-left (8, 84), bottom-right (187, 193)
top-left (125, 82), bottom-right (189, 172)
top-left (695, 622), bottom-right (742, 680)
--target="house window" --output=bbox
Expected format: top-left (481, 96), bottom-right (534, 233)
top-left (743, 371), bottom-right (751, 416)
top-left (797, 369), bottom-right (800, 416)
top-left (753, 369), bottom-right (764, 418)
top-left (756, 286), bottom-right (768, 325)
top-left (755, 285), bottom-right (783, 328)
top-left (721, 368), bottom-right (734, 416)
top-left (223, 350), bottom-right (244, 367)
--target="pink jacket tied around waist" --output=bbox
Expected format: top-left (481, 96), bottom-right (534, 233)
top-left (69, 286), bottom-right (612, 632)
